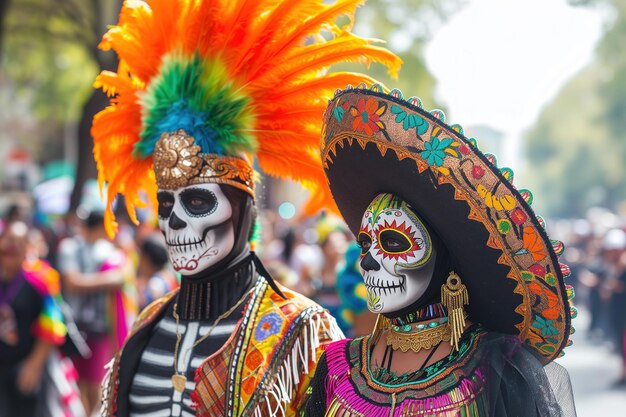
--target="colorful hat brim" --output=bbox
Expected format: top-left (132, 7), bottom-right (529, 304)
top-left (321, 86), bottom-right (572, 364)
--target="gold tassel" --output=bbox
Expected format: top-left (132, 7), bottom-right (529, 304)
top-left (371, 314), bottom-right (391, 345)
top-left (441, 271), bottom-right (469, 351)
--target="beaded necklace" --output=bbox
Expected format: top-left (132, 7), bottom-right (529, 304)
top-left (390, 303), bottom-right (447, 327)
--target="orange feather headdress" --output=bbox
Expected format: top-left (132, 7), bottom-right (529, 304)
top-left (91, 0), bottom-right (401, 236)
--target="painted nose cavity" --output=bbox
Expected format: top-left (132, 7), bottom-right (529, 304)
top-left (360, 252), bottom-right (381, 271)
top-left (168, 211), bottom-right (187, 230)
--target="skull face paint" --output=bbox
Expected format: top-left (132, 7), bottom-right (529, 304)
top-left (157, 183), bottom-right (235, 275)
top-left (358, 193), bottom-right (436, 314)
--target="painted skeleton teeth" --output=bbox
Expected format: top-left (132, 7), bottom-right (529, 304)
top-left (166, 235), bottom-right (206, 248)
top-left (364, 275), bottom-right (405, 297)
top-left (165, 235), bottom-right (210, 259)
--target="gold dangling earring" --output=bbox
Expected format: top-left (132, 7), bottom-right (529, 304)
top-left (441, 271), bottom-right (469, 352)
top-left (371, 314), bottom-right (391, 345)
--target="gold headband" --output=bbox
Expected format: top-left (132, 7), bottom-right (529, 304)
top-left (153, 130), bottom-right (255, 196)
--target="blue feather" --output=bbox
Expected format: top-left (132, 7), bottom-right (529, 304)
top-left (152, 101), bottom-right (222, 154)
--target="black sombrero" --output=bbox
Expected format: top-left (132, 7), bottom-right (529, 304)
top-left (321, 84), bottom-right (575, 364)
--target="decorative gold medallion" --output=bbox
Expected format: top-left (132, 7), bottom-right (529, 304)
top-left (171, 374), bottom-right (187, 393)
top-left (153, 129), bottom-right (255, 195)
top-left (386, 323), bottom-right (451, 353)
top-left (154, 130), bottom-right (202, 189)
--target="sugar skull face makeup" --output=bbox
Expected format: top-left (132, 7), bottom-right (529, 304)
top-left (157, 183), bottom-right (235, 276)
top-left (358, 193), bottom-right (436, 313)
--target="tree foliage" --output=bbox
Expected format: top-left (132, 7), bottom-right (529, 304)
top-left (524, 0), bottom-right (626, 218)
top-left (338, 0), bottom-right (461, 109)
top-left (0, 0), bottom-right (120, 210)
top-left (2, 0), bottom-right (119, 134)
top-left (0, 0), bottom-right (9, 60)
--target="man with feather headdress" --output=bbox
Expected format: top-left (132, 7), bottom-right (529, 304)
top-left (92, 1), bottom-right (400, 416)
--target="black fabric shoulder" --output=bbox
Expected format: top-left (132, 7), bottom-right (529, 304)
top-left (302, 351), bottom-right (328, 417)
top-left (481, 333), bottom-right (563, 417)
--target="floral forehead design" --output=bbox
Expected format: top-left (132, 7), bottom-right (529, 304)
top-left (361, 194), bottom-right (433, 266)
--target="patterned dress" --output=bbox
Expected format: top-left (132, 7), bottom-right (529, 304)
top-left (305, 325), bottom-right (564, 417)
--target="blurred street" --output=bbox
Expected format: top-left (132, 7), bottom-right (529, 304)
top-left (558, 309), bottom-right (626, 417)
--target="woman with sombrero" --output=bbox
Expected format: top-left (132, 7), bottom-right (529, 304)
top-left (303, 85), bottom-right (576, 416)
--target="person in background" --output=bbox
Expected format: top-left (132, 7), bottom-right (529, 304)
top-left (289, 226), bottom-right (323, 298)
top-left (0, 221), bottom-right (83, 417)
top-left (606, 228), bottom-right (626, 386)
top-left (311, 215), bottom-right (349, 330)
top-left (335, 243), bottom-right (379, 337)
top-left (256, 210), bottom-right (300, 287)
top-left (2, 203), bottom-right (25, 226)
top-left (593, 229), bottom-right (625, 345)
top-left (136, 236), bottom-right (178, 309)
top-left (57, 210), bottom-right (134, 416)
top-left (622, 329), bottom-right (626, 388)
top-left (576, 231), bottom-right (618, 342)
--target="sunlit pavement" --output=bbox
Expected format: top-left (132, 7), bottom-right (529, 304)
top-left (556, 308), bottom-right (626, 417)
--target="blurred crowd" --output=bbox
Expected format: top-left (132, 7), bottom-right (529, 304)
top-left (256, 210), bottom-right (378, 338)
top-left (558, 212), bottom-right (626, 388)
top-left (0, 202), bottom-right (180, 417)
top-left (0, 200), bottom-right (377, 417)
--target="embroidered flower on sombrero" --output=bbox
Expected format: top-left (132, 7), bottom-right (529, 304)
top-left (390, 104), bottom-right (428, 134)
top-left (497, 219), bottom-right (512, 235)
top-left (529, 281), bottom-right (561, 320)
top-left (511, 208), bottom-right (528, 225)
top-left (421, 136), bottom-right (454, 167)
top-left (333, 101), bottom-right (350, 123)
top-left (350, 97), bottom-right (386, 136)
top-left (528, 263), bottom-right (546, 277)
top-left (522, 227), bottom-right (547, 262)
top-left (471, 165), bottom-right (485, 179)
top-left (532, 316), bottom-right (559, 337)
top-left (459, 143), bottom-right (471, 155)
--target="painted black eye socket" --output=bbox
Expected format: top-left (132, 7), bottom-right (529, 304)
top-left (357, 231), bottom-right (372, 255)
top-left (379, 229), bottom-right (412, 253)
top-left (157, 191), bottom-right (175, 219)
top-left (180, 188), bottom-right (218, 217)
